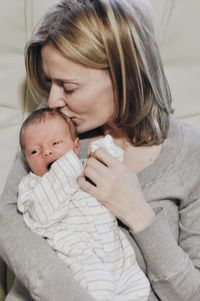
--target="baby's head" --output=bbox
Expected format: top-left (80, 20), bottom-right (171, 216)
top-left (20, 108), bottom-right (80, 176)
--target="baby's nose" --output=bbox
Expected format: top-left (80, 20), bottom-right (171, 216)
top-left (43, 149), bottom-right (53, 157)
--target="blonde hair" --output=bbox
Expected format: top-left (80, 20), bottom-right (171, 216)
top-left (25, 0), bottom-right (173, 145)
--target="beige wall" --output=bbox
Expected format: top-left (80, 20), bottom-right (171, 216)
top-left (0, 0), bottom-right (57, 194)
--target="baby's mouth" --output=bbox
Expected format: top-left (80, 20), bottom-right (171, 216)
top-left (47, 161), bottom-right (55, 170)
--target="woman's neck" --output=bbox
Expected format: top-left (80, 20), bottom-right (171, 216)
top-left (103, 123), bottom-right (163, 173)
top-left (102, 123), bottom-right (130, 148)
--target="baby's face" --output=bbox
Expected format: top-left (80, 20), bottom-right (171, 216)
top-left (22, 116), bottom-right (80, 176)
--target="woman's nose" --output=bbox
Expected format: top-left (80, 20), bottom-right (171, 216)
top-left (48, 83), bottom-right (66, 108)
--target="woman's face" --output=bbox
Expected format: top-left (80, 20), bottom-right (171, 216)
top-left (41, 44), bottom-right (116, 133)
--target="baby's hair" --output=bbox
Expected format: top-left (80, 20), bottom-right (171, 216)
top-left (20, 107), bottom-right (77, 153)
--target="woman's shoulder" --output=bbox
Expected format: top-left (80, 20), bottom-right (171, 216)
top-left (171, 117), bottom-right (200, 178)
top-left (178, 119), bottom-right (200, 151)
top-left (169, 116), bottom-right (200, 147)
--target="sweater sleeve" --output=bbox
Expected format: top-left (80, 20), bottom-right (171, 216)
top-left (0, 155), bottom-right (96, 301)
top-left (132, 203), bottom-right (200, 301)
top-left (131, 122), bottom-right (200, 301)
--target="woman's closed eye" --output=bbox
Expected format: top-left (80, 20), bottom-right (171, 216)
top-left (63, 83), bottom-right (77, 95)
top-left (63, 86), bottom-right (75, 95)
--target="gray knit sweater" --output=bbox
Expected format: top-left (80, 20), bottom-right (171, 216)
top-left (0, 117), bottom-right (200, 301)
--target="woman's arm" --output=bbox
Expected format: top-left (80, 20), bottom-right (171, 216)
top-left (78, 147), bottom-right (200, 301)
top-left (6, 279), bottom-right (34, 301)
top-left (132, 189), bottom-right (200, 301)
top-left (132, 128), bottom-right (200, 301)
top-left (0, 155), bottom-right (96, 301)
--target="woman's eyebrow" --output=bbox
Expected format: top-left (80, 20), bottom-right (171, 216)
top-left (62, 79), bottom-right (79, 84)
top-left (43, 74), bottom-right (79, 84)
top-left (43, 76), bottom-right (80, 87)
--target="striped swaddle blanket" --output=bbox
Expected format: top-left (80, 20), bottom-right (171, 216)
top-left (18, 135), bottom-right (150, 300)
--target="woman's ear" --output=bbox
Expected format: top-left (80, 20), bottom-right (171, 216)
top-left (74, 137), bottom-right (81, 156)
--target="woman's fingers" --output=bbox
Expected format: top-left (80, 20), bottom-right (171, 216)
top-left (77, 176), bottom-right (99, 198)
top-left (84, 147), bottom-right (120, 183)
top-left (91, 147), bottom-right (120, 169)
top-left (84, 162), bottom-right (102, 186)
top-left (86, 155), bottom-right (106, 175)
top-left (78, 148), bottom-right (119, 201)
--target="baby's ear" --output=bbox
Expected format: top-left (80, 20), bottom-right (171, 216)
top-left (74, 137), bottom-right (81, 156)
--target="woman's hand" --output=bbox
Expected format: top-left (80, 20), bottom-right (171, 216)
top-left (77, 148), bottom-right (155, 232)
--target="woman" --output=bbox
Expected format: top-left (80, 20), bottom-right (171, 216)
top-left (1, 0), bottom-right (200, 300)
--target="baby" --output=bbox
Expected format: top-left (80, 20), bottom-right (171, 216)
top-left (18, 108), bottom-right (150, 301)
